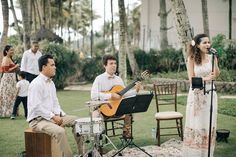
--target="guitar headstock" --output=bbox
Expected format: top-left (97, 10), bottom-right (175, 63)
top-left (137, 70), bottom-right (150, 81)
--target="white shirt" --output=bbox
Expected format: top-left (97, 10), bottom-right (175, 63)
top-left (20, 49), bottom-right (42, 75)
top-left (16, 79), bottom-right (30, 97)
top-left (91, 72), bottom-right (137, 100)
top-left (27, 73), bottom-right (65, 122)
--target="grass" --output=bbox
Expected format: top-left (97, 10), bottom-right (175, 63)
top-left (154, 69), bottom-right (236, 82)
top-left (0, 90), bottom-right (235, 157)
top-left (178, 94), bottom-right (236, 117)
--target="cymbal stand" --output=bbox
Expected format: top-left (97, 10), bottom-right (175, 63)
top-left (83, 101), bottom-right (103, 157)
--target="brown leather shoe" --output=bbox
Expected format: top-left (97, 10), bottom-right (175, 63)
top-left (122, 131), bottom-right (132, 139)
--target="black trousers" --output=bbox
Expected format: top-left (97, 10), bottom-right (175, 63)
top-left (25, 72), bottom-right (38, 83)
top-left (12, 96), bottom-right (27, 118)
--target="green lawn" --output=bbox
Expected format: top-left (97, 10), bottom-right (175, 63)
top-left (0, 90), bottom-right (235, 157)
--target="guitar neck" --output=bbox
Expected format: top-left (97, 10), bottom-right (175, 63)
top-left (118, 80), bottom-right (137, 96)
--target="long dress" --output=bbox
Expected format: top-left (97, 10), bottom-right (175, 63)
top-left (182, 55), bottom-right (218, 157)
top-left (0, 64), bottom-right (17, 117)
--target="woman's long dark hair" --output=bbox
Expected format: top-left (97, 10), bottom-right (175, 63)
top-left (3, 45), bottom-right (13, 56)
top-left (188, 34), bottom-right (208, 65)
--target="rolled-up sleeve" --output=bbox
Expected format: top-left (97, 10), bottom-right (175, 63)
top-left (91, 77), bottom-right (112, 100)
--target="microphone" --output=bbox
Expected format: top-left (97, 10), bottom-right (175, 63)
top-left (208, 48), bottom-right (217, 54)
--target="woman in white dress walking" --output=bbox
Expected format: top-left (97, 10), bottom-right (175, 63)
top-left (183, 33), bottom-right (220, 157)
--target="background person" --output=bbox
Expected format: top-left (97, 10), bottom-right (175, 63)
top-left (91, 54), bottom-right (141, 139)
top-left (182, 33), bottom-right (220, 157)
top-left (27, 54), bottom-right (83, 157)
top-left (11, 71), bottom-right (29, 119)
top-left (21, 41), bottom-right (42, 82)
top-left (0, 45), bottom-right (19, 117)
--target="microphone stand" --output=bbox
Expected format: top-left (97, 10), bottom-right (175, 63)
top-left (206, 52), bottom-right (216, 157)
top-left (191, 50), bottom-right (217, 157)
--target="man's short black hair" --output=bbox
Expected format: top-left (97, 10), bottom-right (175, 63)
top-left (38, 54), bottom-right (53, 72)
top-left (31, 41), bottom-right (39, 45)
top-left (18, 71), bottom-right (26, 79)
top-left (102, 54), bottom-right (116, 66)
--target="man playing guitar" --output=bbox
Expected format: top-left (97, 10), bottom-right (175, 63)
top-left (91, 54), bottom-right (141, 139)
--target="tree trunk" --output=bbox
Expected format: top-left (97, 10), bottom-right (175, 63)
top-left (159, 0), bottom-right (168, 50)
top-left (170, 0), bottom-right (192, 65)
top-left (48, 0), bottom-right (52, 30)
top-left (118, 0), bottom-right (127, 83)
top-left (90, 0), bottom-right (93, 57)
top-left (111, 0), bottom-right (115, 54)
top-left (0, 0), bottom-right (9, 63)
top-left (229, 0), bottom-right (232, 39)
top-left (35, 0), bottom-right (43, 26)
top-left (201, 0), bottom-right (210, 37)
top-left (19, 0), bottom-right (32, 50)
top-left (9, 0), bottom-right (23, 42)
top-left (32, 0), bottom-right (37, 32)
top-left (118, 0), bottom-right (139, 80)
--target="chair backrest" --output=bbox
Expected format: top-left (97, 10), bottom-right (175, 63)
top-left (153, 83), bottom-right (177, 112)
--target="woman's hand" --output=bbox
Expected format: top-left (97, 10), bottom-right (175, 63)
top-left (15, 64), bottom-right (20, 69)
top-left (203, 72), bottom-right (215, 81)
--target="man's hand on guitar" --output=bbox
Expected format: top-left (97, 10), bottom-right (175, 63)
top-left (111, 93), bottom-right (122, 100)
top-left (135, 81), bottom-right (141, 93)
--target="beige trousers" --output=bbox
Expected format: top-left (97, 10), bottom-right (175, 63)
top-left (29, 115), bottom-right (84, 157)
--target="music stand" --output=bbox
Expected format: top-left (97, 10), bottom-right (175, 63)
top-left (111, 93), bottom-right (153, 157)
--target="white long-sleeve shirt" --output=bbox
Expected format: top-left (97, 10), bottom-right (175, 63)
top-left (91, 72), bottom-right (137, 100)
top-left (27, 73), bottom-right (65, 122)
top-left (20, 49), bottom-right (42, 75)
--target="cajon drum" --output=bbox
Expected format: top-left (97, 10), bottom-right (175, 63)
top-left (24, 128), bottom-right (52, 157)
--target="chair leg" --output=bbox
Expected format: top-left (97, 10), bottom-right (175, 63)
top-left (156, 120), bottom-right (160, 146)
top-left (180, 118), bottom-right (183, 141)
top-left (105, 121), bottom-right (108, 143)
top-left (112, 121), bottom-right (115, 136)
top-left (176, 119), bottom-right (181, 137)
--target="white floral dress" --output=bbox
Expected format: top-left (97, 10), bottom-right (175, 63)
top-left (183, 55), bottom-right (218, 157)
top-left (0, 69), bottom-right (17, 117)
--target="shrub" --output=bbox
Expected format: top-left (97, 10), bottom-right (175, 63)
top-left (81, 56), bottom-right (104, 82)
top-left (211, 34), bottom-right (236, 70)
top-left (43, 44), bottom-right (80, 89)
top-left (129, 48), bottom-right (184, 75)
top-left (218, 69), bottom-right (236, 82)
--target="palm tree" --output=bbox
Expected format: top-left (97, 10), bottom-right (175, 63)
top-left (0, 0), bottom-right (9, 60)
top-left (118, 0), bottom-right (139, 82)
top-left (110, 0), bottom-right (115, 54)
top-left (229, 0), bottom-right (232, 39)
top-left (118, 0), bottom-right (127, 82)
top-left (170, 0), bottom-right (192, 65)
top-left (9, 0), bottom-right (22, 42)
top-left (103, 21), bottom-right (111, 39)
top-left (159, 0), bottom-right (172, 50)
top-left (130, 4), bottom-right (141, 47)
top-left (19, 0), bottom-right (32, 50)
top-left (201, 0), bottom-right (210, 37)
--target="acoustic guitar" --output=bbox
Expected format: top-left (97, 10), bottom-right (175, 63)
top-left (99, 70), bottom-right (149, 117)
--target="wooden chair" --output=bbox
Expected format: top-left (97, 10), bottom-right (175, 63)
top-left (153, 83), bottom-right (183, 146)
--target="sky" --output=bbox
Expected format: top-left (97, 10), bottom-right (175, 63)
top-left (0, 0), bottom-right (140, 38)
